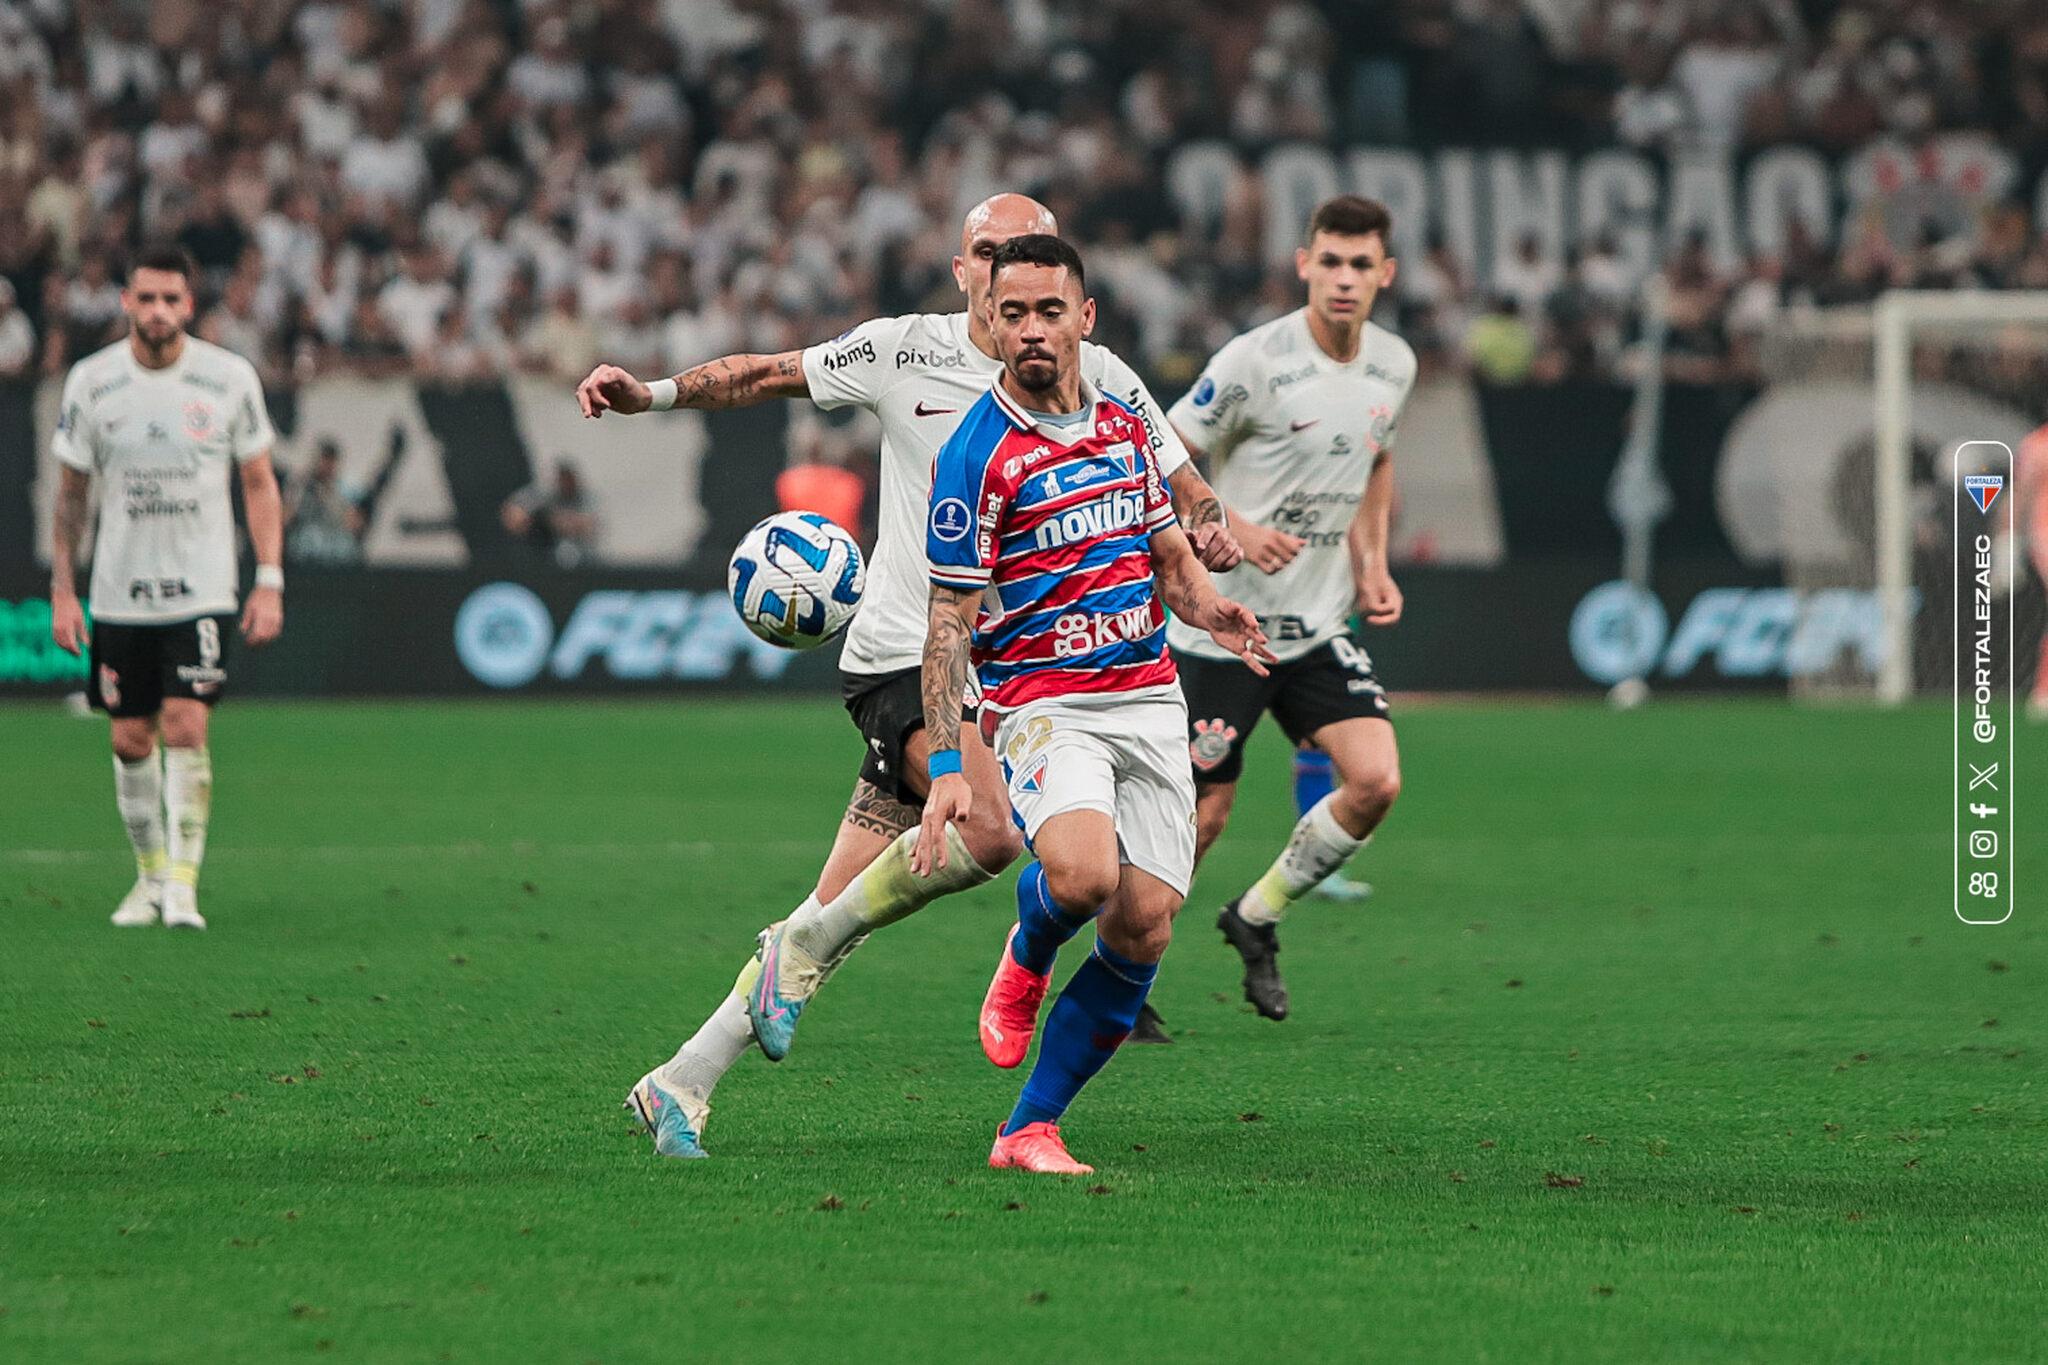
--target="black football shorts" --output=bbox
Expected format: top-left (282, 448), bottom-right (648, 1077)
top-left (1178, 637), bottom-right (1390, 785)
top-left (87, 614), bottom-right (233, 718)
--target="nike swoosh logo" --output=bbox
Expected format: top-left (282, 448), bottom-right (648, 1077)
top-left (1290, 419), bottom-right (1320, 432)
top-left (915, 402), bottom-right (957, 417)
top-left (756, 941), bottom-right (792, 1020)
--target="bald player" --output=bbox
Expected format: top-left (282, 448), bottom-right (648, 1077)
top-left (576, 195), bottom-right (1242, 1159)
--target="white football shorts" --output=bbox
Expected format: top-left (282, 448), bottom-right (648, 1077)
top-left (991, 684), bottom-right (1197, 898)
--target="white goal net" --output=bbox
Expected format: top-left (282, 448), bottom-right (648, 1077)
top-left (1746, 292), bottom-right (2048, 704)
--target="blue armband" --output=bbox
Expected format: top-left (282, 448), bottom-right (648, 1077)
top-left (927, 749), bottom-right (963, 780)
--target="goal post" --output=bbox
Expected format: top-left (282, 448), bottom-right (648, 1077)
top-left (1874, 290), bottom-right (2048, 704)
top-left (1755, 291), bottom-right (2048, 706)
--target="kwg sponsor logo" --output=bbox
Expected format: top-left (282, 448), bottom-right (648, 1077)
top-left (1032, 490), bottom-right (1146, 550)
top-left (454, 583), bottom-right (800, 689)
top-left (1569, 581), bottom-right (1911, 684)
top-left (1052, 604), bottom-right (1158, 658)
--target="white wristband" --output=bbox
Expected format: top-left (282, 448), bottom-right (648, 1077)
top-left (646, 378), bottom-right (679, 411)
top-left (255, 564), bottom-right (284, 591)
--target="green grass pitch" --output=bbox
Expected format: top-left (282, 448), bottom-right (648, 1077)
top-left (2, 696), bottom-right (2043, 1362)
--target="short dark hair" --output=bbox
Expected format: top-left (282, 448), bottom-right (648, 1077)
top-left (989, 234), bottom-right (1086, 293)
top-left (124, 244), bottom-right (199, 286)
top-left (1307, 196), bottom-right (1393, 251)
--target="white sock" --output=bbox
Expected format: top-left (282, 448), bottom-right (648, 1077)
top-left (1240, 794), bottom-right (1365, 925)
top-left (786, 826), bottom-right (994, 970)
top-left (113, 751), bottom-right (167, 877)
top-left (163, 746), bottom-right (212, 889)
top-left (661, 991), bottom-right (755, 1098)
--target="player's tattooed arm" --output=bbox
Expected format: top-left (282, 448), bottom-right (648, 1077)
top-left (1151, 525), bottom-right (1275, 675)
top-left (49, 466), bottom-right (91, 654)
top-left (1166, 464), bottom-right (1244, 572)
top-left (912, 584), bottom-right (980, 875)
top-left (674, 352), bottom-right (806, 409)
top-left (920, 585), bottom-right (977, 760)
top-left (1150, 523), bottom-right (1220, 625)
top-left (844, 779), bottom-right (919, 840)
top-left (574, 352), bottom-right (805, 417)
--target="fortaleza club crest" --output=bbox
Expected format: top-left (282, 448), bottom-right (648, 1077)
top-left (1189, 717), bottom-right (1239, 771)
top-left (1964, 474), bottom-right (2003, 514)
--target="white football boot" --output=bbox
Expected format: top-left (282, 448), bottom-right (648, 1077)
top-left (110, 874), bottom-right (163, 927)
top-left (161, 880), bottom-right (207, 930)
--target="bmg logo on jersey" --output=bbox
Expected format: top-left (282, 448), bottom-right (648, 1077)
top-left (821, 338), bottom-right (876, 371)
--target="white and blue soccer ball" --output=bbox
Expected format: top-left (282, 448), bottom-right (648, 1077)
top-left (727, 511), bottom-right (865, 650)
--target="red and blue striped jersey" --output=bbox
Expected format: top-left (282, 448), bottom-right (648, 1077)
top-left (927, 376), bottom-right (1180, 715)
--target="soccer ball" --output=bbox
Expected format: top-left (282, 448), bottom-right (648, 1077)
top-left (727, 511), bottom-right (865, 650)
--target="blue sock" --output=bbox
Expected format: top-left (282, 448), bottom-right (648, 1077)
top-left (1293, 747), bottom-right (1335, 816)
top-left (1002, 939), bottom-right (1159, 1135)
top-left (1009, 861), bottom-right (1094, 974)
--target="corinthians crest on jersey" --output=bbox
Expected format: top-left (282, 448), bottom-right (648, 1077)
top-left (1189, 717), bottom-right (1241, 771)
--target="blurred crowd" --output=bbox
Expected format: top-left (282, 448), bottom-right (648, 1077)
top-left (3, 0), bottom-right (2048, 397)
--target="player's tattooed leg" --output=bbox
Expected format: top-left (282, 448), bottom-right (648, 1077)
top-left (752, 776), bottom-right (999, 1061)
top-left (844, 778), bottom-right (919, 841)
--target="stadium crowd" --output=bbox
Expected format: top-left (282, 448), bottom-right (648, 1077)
top-left (2, 0), bottom-right (2048, 395)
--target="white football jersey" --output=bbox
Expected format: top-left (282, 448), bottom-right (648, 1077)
top-left (52, 336), bottom-right (275, 625)
top-left (1165, 309), bottom-right (1417, 663)
top-left (803, 311), bottom-right (1190, 676)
